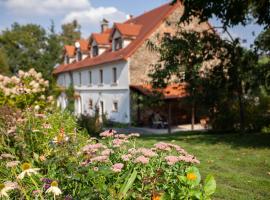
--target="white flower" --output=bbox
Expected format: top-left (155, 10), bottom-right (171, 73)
top-left (0, 181), bottom-right (18, 198)
top-left (45, 181), bottom-right (62, 196)
top-left (34, 105), bottom-right (40, 111)
top-left (18, 163), bottom-right (40, 179)
top-left (6, 161), bottom-right (20, 168)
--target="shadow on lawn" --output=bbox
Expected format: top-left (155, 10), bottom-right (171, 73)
top-left (140, 131), bottom-right (270, 149)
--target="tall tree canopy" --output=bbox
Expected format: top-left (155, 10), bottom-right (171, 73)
top-left (60, 20), bottom-right (81, 45)
top-left (0, 48), bottom-right (10, 75)
top-left (173, 0), bottom-right (270, 28)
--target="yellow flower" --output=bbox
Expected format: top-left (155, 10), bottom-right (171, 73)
top-left (152, 192), bottom-right (161, 200)
top-left (187, 173), bottom-right (197, 181)
top-left (18, 163), bottom-right (40, 179)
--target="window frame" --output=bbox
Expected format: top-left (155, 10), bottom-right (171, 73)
top-left (88, 70), bottom-right (92, 86)
top-left (112, 101), bottom-right (118, 112)
top-left (114, 37), bottom-right (122, 50)
top-left (92, 45), bottom-right (99, 57)
top-left (89, 99), bottom-right (93, 110)
top-left (112, 67), bottom-right (117, 84)
top-left (78, 72), bottom-right (82, 86)
top-left (99, 69), bottom-right (103, 85)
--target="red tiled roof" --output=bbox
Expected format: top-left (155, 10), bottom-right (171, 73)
top-left (77, 39), bottom-right (89, 53)
top-left (130, 83), bottom-right (189, 99)
top-left (113, 23), bottom-right (142, 37)
top-left (90, 33), bottom-right (111, 45)
top-left (64, 45), bottom-right (75, 57)
top-left (53, 2), bottom-right (181, 74)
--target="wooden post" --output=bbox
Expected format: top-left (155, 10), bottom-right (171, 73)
top-left (168, 101), bottom-right (172, 134)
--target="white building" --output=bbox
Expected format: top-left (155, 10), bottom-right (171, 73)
top-left (54, 2), bottom-right (211, 124)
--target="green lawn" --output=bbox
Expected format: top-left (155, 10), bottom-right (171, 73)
top-left (137, 132), bottom-right (270, 200)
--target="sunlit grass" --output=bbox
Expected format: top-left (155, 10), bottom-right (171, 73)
top-left (138, 132), bottom-right (270, 200)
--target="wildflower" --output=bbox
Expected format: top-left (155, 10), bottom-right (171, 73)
top-left (187, 173), bottom-right (197, 181)
top-left (0, 181), bottom-right (18, 198)
top-left (154, 142), bottom-right (171, 151)
top-left (18, 163), bottom-right (40, 179)
top-left (111, 163), bottom-right (124, 172)
top-left (121, 154), bottom-right (132, 161)
top-left (6, 160), bottom-right (20, 168)
top-left (112, 139), bottom-right (128, 147)
top-left (134, 156), bottom-right (149, 164)
top-left (138, 148), bottom-right (157, 157)
top-left (53, 129), bottom-right (69, 144)
top-left (165, 156), bottom-right (179, 165)
top-left (39, 155), bottom-right (46, 162)
top-left (114, 134), bottom-right (128, 139)
top-left (152, 192), bottom-right (162, 200)
top-left (100, 129), bottom-right (116, 137)
top-left (128, 133), bottom-right (140, 138)
top-left (46, 181), bottom-right (62, 196)
top-left (101, 149), bottom-right (114, 156)
top-left (93, 167), bottom-right (99, 171)
top-left (90, 155), bottom-right (109, 163)
top-left (32, 190), bottom-right (42, 196)
top-left (1, 153), bottom-right (15, 159)
top-left (82, 143), bottom-right (106, 153)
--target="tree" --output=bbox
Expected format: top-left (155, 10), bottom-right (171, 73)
top-left (0, 48), bottom-right (10, 75)
top-left (172, 0), bottom-right (270, 28)
top-left (0, 23), bottom-right (47, 74)
top-left (255, 28), bottom-right (270, 55)
top-left (60, 20), bottom-right (81, 45)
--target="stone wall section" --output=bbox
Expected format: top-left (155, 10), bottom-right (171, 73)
top-left (129, 5), bottom-right (211, 85)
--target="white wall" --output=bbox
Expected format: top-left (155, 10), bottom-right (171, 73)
top-left (56, 60), bottom-right (131, 123)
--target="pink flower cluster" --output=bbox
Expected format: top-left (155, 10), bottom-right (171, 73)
top-left (101, 149), bottom-right (114, 156)
top-left (111, 163), bottom-right (124, 172)
top-left (134, 156), bottom-right (149, 164)
top-left (100, 129), bottom-right (116, 137)
top-left (112, 139), bottom-right (129, 147)
top-left (121, 154), bottom-right (132, 161)
top-left (82, 143), bottom-right (106, 154)
top-left (90, 155), bottom-right (109, 163)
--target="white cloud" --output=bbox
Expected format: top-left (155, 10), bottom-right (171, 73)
top-left (4, 0), bottom-right (91, 15)
top-left (62, 6), bottom-right (126, 30)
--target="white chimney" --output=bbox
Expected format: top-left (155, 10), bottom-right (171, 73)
top-left (126, 14), bottom-right (133, 20)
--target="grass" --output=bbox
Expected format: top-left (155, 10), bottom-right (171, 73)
top-left (137, 132), bottom-right (270, 200)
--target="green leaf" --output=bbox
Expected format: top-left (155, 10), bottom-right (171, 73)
top-left (119, 169), bottom-right (137, 199)
top-left (204, 175), bottom-right (216, 196)
top-left (186, 166), bottom-right (201, 186)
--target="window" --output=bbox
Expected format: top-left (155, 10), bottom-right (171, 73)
top-left (77, 51), bottom-right (82, 61)
top-left (112, 101), bottom-right (118, 112)
top-left (92, 46), bottom-right (99, 57)
top-left (88, 71), bottom-right (92, 85)
top-left (114, 37), bottom-right (122, 50)
top-left (78, 72), bottom-right (82, 86)
top-left (99, 69), bottom-right (103, 84)
top-left (112, 67), bottom-right (117, 84)
top-left (89, 99), bottom-right (93, 110)
top-left (64, 55), bottom-right (70, 64)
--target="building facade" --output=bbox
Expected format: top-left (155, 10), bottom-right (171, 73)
top-left (53, 2), bottom-right (211, 124)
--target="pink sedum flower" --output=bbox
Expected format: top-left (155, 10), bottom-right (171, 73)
top-left (165, 156), bottom-right (179, 165)
top-left (90, 156), bottom-right (109, 163)
top-left (121, 154), bottom-right (132, 161)
top-left (134, 156), bottom-right (149, 164)
top-left (100, 129), bottom-right (116, 137)
top-left (111, 163), bottom-right (124, 172)
top-left (154, 142), bottom-right (171, 151)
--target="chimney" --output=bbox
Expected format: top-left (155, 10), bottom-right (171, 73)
top-left (126, 14), bottom-right (133, 20)
top-left (101, 18), bottom-right (109, 33)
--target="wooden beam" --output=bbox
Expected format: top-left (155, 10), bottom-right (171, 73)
top-left (168, 101), bottom-right (172, 134)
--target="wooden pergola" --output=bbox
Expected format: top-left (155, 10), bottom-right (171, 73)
top-left (130, 83), bottom-right (189, 134)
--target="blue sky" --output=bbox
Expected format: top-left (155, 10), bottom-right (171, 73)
top-left (0, 0), bottom-right (263, 48)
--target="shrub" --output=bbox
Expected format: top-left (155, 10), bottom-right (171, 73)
top-left (0, 68), bottom-right (54, 110)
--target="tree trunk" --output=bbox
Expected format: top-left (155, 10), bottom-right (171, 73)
top-left (168, 101), bottom-right (172, 134)
top-left (191, 100), bottom-right (195, 130)
top-left (237, 84), bottom-right (245, 132)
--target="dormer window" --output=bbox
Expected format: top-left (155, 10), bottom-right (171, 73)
top-left (64, 55), bottom-right (70, 64)
top-left (92, 46), bottom-right (99, 57)
top-left (114, 37), bottom-right (122, 50)
top-left (77, 51), bottom-right (82, 61)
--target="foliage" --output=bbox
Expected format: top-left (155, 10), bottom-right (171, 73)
top-left (255, 28), bottom-right (270, 54)
top-left (0, 48), bottom-right (10, 75)
top-left (172, 0), bottom-right (270, 28)
top-left (77, 108), bottom-right (102, 137)
top-left (0, 70), bottom-right (215, 199)
top-left (65, 84), bottom-right (75, 113)
top-left (60, 20), bottom-right (81, 45)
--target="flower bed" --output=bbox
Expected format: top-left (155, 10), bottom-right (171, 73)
top-left (0, 69), bottom-right (216, 199)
